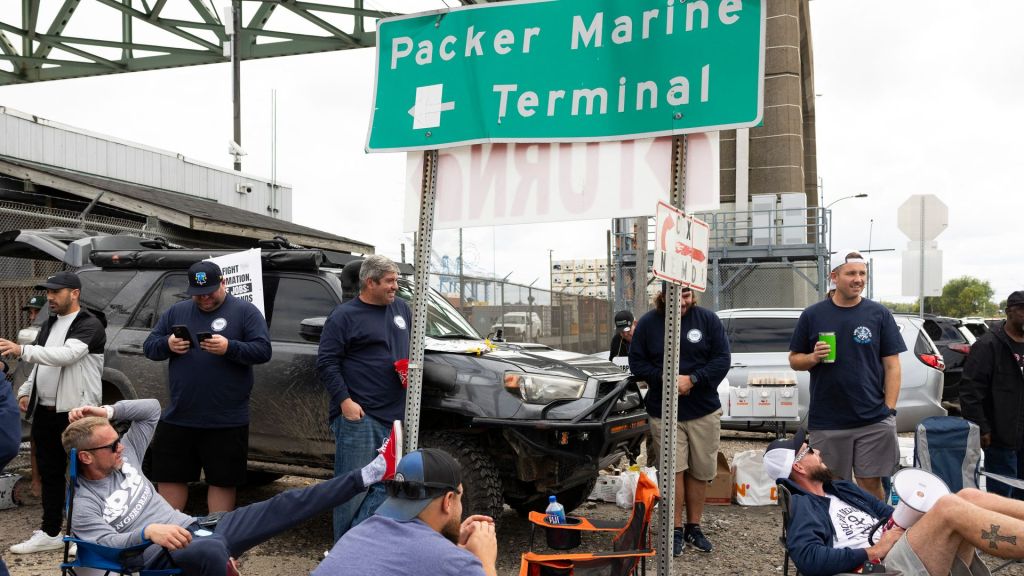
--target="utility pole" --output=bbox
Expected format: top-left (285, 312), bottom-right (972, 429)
top-left (231, 0), bottom-right (242, 171)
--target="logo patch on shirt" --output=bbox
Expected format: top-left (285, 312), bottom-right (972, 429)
top-left (853, 326), bottom-right (872, 344)
top-left (211, 318), bottom-right (228, 332)
top-left (394, 316), bottom-right (407, 330)
top-left (686, 329), bottom-right (703, 343)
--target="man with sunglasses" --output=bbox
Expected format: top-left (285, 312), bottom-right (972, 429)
top-left (766, 428), bottom-right (1024, 576)
top-left (0, 271), bottom-right (105, 556)
top-left (61, 398), bottom-right (400, 576)
top-left (314, 448), bottom-right (498, 576)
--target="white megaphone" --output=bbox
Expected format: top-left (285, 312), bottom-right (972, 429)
top-left (886, 468), bottom-right (951, 530)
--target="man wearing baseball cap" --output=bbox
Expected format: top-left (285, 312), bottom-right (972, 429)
top-left (314, 448), bottom-right (497, 576)
top-left (767, 429), bottom-right (1024, 576)
top-left (22, 294), bottom-right (46, 324)
top-left (0, 271), bottom-right (105, 555)
top-left (788, 249), bottom-right (905, 502)
top-left (608, 310), bottom-right (635, 362)
top-left (961, 290), bottom-right (1024, 498)
top-left (143, 260), bottom-right (271, 514)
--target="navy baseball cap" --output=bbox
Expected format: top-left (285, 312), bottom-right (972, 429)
top-left (187, 261), bottom-right (223, 296)
top-left (35, 271), bottom-right (81, 290)
top-left (376, 449), bottom-right (462, 522)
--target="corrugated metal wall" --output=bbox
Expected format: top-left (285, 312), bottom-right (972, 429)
top-left (0, 106), bottom-right (293, 220)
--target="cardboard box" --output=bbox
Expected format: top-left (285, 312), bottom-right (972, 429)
top-left (729, 387), bottom-right (752, 416)
top-left (752, 387), bottom-right (775, 417)
top-left (705, 452), bottom-right (732, 505)
top-left (775, 386), bottom-right (799, 417)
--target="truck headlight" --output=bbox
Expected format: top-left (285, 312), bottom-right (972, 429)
top-left (504, 372), bottom-right (586, 404)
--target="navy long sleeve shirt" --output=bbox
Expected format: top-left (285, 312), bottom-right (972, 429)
top-left (317, 297), bottom-right (412, 424)
top-left (628, 306), bottom-right (731, 421)
top-left (143, 294), bottom-right (272, 427)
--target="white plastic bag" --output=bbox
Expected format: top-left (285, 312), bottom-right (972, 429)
top-left (731, 450), bottom-right (777, 506)
top-left (615, 466), bottom-right (658, 509)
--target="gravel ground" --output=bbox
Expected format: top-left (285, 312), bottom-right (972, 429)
top-left (3, 432), bottom-right (1024, 575)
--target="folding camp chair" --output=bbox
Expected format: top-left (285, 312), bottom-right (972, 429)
top-left (518, 472), bottom-right (659, 576)
top-left (60, 448), bottom-right (181, 576)
top-left (913, 416), bottom-right (982, 491)
top-left (777, 483), bottom-right (797, 576)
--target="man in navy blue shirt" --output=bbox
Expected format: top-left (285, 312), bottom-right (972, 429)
top-left (317, 254), bottom-right (412, 542)
top-left (1, 363), bottom-right (20, 576)
top-left (789, 249), bottom-right (905, 501)
top-left (629, 285), bottom-right (730, 556)
top-left (144, 261), bottom-right (272, 514)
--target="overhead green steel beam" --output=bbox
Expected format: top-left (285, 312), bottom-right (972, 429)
top-left (0, 0), bottom-right (457, 86)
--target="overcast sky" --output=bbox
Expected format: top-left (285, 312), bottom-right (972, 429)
top-left (0, 1), bottom-right (1020, 305)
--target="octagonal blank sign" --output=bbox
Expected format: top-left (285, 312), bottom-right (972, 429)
top-left (897, 194), bottom-right (948, 241)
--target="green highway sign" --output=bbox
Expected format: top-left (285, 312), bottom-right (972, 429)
top-left (367, 0), bottom-right (765, 152)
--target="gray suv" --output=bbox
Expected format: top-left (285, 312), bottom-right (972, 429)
top-left (716, 308), bottom-right (946, 432)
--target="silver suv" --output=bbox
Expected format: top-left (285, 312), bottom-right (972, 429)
top-left (716, 308), bottom-right (946, 432)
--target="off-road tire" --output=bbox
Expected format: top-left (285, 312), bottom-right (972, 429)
top-left (420, 431), bottom-right (504, 523)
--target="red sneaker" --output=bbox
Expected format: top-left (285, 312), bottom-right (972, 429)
top-left (226, 557), bottom-right (240, 576)
top-left (379, 421), bottom-right (403, 481)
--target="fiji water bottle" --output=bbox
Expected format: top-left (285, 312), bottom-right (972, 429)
top-left (545, 495), bottom-right (566, 525)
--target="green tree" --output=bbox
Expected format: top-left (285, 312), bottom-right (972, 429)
top-left (882, 300), bottom-right (918, 314)
top-left (925, 276), bottom-right (997, 317)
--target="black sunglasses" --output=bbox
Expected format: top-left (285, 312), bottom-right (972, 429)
top-left (384, 480), bottom-right (459, 500)
top-left (82, 437), bottom-right (121, 453)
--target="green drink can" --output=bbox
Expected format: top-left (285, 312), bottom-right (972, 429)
top-left (818, 332), bottom-right (837, 363)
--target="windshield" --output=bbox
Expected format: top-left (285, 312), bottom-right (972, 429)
top-left (396, 279), bottom-right (481, 339)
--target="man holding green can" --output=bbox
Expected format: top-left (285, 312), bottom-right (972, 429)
top-left (788, 249), bottom-right (905, 501)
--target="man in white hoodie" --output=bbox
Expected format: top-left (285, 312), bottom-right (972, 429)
top-left (0, 271), bottom-right (106, 554)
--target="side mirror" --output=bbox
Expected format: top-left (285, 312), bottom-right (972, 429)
top-left (300, 317), bottom-right (327, 343)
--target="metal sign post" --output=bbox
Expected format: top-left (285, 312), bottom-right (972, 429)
top-left (403, 149), bottom-right (439, 452)
top-left (656, 135), bottom-right (688, 576)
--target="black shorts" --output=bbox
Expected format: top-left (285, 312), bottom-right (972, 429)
top-left (149, 421), bottom-right (249, 487)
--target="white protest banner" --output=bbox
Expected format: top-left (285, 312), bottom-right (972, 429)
top-left (653, 201), bottom-right (710, 292)
top-left (207, 248), bottom-right (265, 317)
top-left (404, 133), bottom-right (719, 231)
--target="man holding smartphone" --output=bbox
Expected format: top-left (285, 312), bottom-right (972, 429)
top-left (144, 261), bottom-right (272, 514)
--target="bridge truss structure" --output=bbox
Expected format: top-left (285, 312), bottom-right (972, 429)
top-left (0, 0), bottom-right (484, 86)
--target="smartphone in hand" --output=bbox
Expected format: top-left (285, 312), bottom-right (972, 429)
top-left (171, 324), bottom-right (193, 343)
top-left (197, 332), bottom-right (213, 344)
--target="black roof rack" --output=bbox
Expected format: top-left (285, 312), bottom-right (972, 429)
top-left (90, 249), bottom-right (325, 272)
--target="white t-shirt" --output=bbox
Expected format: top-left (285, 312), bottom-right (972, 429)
top-left (34, 310), bottom-right (79, 406)
top-left (828, 493), bottom-right (879, 551)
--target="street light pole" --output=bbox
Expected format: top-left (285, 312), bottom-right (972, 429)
top-left (825, 193), bottom-right (869, 264)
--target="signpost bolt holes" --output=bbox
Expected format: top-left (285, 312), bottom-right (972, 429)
top-left (426, 131), bottom-right (432, 138)
top-left (674, 112), bottom-right (683, 120)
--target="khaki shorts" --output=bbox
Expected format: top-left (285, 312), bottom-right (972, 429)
top-left (647, 409), bottom-right (721, 481)
top-left (881, 532), bottom-right (991, 576)
top-left (884, 531), bottom-right (928, 575)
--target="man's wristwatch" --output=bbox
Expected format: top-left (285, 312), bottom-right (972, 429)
top-left (888, 407), bottom-right (897, 417)
top-left (690, 373), bottom-right (700, 385)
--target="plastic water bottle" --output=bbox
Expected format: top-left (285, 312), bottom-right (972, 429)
top-left (545, 495), bottom-right (566, 525)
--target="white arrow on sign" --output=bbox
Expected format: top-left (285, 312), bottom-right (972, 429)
top-left (408, 84), bottom-right (455, 130)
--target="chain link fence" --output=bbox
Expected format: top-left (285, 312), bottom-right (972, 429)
top-left (707, 260), bottom-right (822, 311)
top-left (0, 200), bottom-right (204, 339)
top-left (431, 272), bottom-right (613, 355)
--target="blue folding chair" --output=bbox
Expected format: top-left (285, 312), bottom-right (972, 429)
top-left (60, 448), bottom-right (180, 576)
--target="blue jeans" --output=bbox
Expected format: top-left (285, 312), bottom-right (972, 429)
top-left (331, 414), bottom-right (390, 543)
top-left (984, 447), bottom-right (1024, 499)
top-left (149, 467), bottom-right (365, 574)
